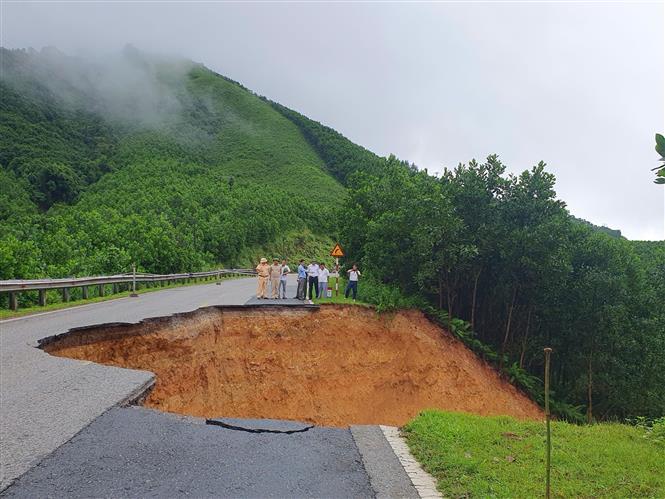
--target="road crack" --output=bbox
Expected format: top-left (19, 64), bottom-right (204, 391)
top-left (205, 419), bottom-right (314, 434)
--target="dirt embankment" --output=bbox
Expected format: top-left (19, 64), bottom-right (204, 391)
top-left (44, 305), bottom-right (543, 427)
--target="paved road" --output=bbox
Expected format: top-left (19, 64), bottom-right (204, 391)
top-left (3, 407), bottom-right (376, 498)
top-left (0, 277), bottom-right (264, 490)
top-left (0, 276), bottom-right (420, 497)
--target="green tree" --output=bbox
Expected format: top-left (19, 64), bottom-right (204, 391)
top-left (655, 133), bottom-right (665, 184)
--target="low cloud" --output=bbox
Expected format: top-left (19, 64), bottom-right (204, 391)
top-left (1, 44), bottom-right (195, 128)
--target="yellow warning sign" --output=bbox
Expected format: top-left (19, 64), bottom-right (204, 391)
top-left (330, 243), bottom-right (345, 258)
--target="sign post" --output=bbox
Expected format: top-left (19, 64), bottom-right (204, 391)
top-left (335, 257), bottom-right (339, 296)
top-left (330, 243), bottom-right (345, 297)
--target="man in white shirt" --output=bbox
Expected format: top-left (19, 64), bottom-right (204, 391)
top-left (279, 259), bottom-right (291, 299)
top-left (307, 261), bottom-right (319, 299)
top-left (318, 263), bottom-right (330, 298)
top-left (345, 263), bottom-right (361, 301)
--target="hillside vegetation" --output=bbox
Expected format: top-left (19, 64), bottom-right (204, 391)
top-left (259, 100), bottom-right (665, 420)
top-left (0, 46), bottom-right (343, 281)
top-left (338, 154), bottom-right (665, 420)
top-left (1, 46), bottom-right (663, 422)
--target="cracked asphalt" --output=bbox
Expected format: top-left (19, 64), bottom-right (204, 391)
top-left (3, 407), bottom-right (375, 498)
top-left (0, 276), bottom-right (419, 497)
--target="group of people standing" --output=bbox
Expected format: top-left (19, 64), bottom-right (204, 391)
top-left (255, 258), bottom-right (361, 301)
top-left (255, 258), bottom-right (291, 299)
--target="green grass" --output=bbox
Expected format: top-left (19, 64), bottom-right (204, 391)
top-left (312, 293), bottom-right (367, 305)
top-left (403, 411), bottom-right (665, 498)
top-left (310, 276), bottom-right (372, 306)
top-left (0, 274), bottom-right (248, 320)
top-left (311, 288), bottom-right (370, 306)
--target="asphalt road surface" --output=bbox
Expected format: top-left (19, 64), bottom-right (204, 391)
top-left (0, 276), bottom-right (420, 497)
top-left (3, 407), bottom-right (375, 498)
top-left (1, 276), bottom-right (261, 490)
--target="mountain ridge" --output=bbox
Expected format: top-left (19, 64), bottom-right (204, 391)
top-left (0, 46), bottom-right (346, 278)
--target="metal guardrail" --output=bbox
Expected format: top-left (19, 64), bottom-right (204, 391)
top-left (0, 268), bottom-right (256, 311)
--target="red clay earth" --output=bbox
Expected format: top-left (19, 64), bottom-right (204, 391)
top-left (44, 305), bottom-right (543, 427)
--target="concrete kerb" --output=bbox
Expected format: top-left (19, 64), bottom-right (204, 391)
top-left (350, 425), bottom-right (419, 499)
top-left (379, 425), bottom-right (443, 499)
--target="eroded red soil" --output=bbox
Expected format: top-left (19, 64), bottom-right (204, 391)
top-left (45, 305), bottom-right (543, 427)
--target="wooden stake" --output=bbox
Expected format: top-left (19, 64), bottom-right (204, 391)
top-left (544, 347), bottom-right (553, 499)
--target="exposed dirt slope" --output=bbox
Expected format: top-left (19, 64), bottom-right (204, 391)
top-left (45, 305), bottom-right (543, 427)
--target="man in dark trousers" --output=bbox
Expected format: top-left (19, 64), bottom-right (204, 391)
top-left (345, 263), bottom-right (361, 301)
top-left (307, 260), bottom-right (319, 299)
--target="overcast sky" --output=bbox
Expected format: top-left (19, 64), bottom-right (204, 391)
top-left (2, 1), bottom-right (663, 240)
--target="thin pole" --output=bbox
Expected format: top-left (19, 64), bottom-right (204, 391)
top-left (544, 347), bottom-right (553, 499)
top-left (335, 257), bottom-right (339, 297)
top-left (131, 263), bottom-right (138, 297)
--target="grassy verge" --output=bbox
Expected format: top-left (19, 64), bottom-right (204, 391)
top-left (310, 276), bottom-right (373, 307)
top-left (0, 275), bottom-right (248, 320)
top-left (312, 293), bottom-right (372, 307)
top-left (403, 411), bottom-right (665, 498)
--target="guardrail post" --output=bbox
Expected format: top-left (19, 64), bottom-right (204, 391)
top-left (113, 283), bottom-right (118, 294)
top-left (82, 286), bottom-right (89, 300)
top-left (130, 264), bottom-right (138, 297)
top-left (62, 288), bottom-right (70, 302)
top-left (9, 292), bottom-right (18, 311)
top-left (39, 289), bottom-right (47, 306)
top-left (98, 284), bottom-right (105, 297)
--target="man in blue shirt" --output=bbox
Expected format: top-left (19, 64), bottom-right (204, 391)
top-left (296, 259), bottom-right (307, 300)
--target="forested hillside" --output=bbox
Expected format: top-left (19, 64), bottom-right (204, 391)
top-left (338, 155), bottom-right (665, 421)
top-left (0, 46), bottom-right (343, 280)
top-left (2, 46), bottom-right (663, 421)
top-left (271, 103), bottom-right (665, 420)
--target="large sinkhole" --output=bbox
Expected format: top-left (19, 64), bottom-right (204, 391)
top-left (42, 305), bottom-right (542, 427)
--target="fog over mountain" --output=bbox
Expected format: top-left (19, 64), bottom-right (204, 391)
top-left (2, 45), bottom-right (195, 127)
top-left (2, 1), bottom-right (663, 239)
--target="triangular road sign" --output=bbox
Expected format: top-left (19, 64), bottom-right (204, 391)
top-left (330, 243), bottom-right (345, 257)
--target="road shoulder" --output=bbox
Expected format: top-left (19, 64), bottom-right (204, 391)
top-left (380, 425), bottom-right (442, 498)
top-left (351, 425), bottom-right (419, 498)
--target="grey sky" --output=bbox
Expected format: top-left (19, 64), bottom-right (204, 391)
top-left (2, 1), bottom-right (663, 240)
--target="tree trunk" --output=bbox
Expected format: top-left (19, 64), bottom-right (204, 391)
top-left (438, 276), bottom-right (444, 310)
top-left (499, 286), bottom-right (518, 372)
top-left (470, 269), bottom-right (481, 330)
top-left (519, 307), bottom-right (532, 369)
top-left (445, 274), bottom-right (453, 331)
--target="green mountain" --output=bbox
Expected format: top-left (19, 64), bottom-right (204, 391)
top-left (1, 46), bottom-right (352, 278)
top-left (3, 46), bottom-right (663, 421)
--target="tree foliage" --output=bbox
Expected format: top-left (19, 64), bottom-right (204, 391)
top-left (2, 47), bottom-right (662, 421)
top-left (0, 47), bottom-right (343, 284)
top-left (341, 155), bottom-right (665, 420)
top-left (655, 133), bottom-right (665, 184)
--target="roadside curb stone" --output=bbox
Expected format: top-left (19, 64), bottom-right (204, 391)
top-left (380, 425), bottom-right (443, 498)
top-left (350, 425), bottom-right (419, 498)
